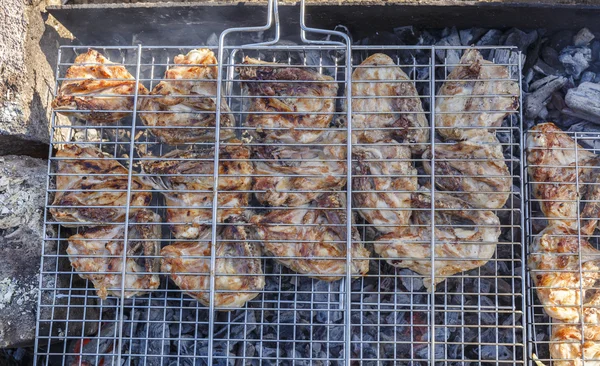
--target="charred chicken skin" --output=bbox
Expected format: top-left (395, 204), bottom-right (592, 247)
top-left (139, 49), bottom-right (236, 145)
top-left (50, 144), bottom-right (152, 226)
top-left (52, 49), bottom-right (148, 124)
top-left (161, 219), bottom-right (264, 309)
top-left (67, 209), bottom-right (161, 299)
top-left (141, 141), bottom-right (252, 239)
top-left (238, 57), bottom-right (338, 144)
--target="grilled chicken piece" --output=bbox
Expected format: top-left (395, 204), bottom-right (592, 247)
top-left (529, 224), bottom-right (600, 323)
top-left (422, 132), bottom-right (511, 209)
top-left (350, 53), bottom-right (429, 153)
top-left (551, 324), bottom-right (600, 366)
top-left (253, 130), bottom-right (347, 207)
top-left (139, 49), bottom-right (235, 145)
top-left (52, 49), bottom-right (148, 124)
top-left (238, 57), bottom-right (338, 144)
top-left (50, 144), bottom-right (151, 226)
top-left (252, 193), bottom-right (370, 280)
top-left (527, 122), bottom-right (600, 236)
top-left (67, 209), bottom-right (161, 299)
top-left (161, 220), bottom-right (264, 309)
top-left (375, 192), bottom-right (500, 289)
top-left (141, 141), bottom-right (252, 239)
top-left (435, 49), bottom-right (519, 141)
top-left (353, 140), bottom-right (418, 234)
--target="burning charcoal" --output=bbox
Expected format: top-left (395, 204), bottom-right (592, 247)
top-left (524, 75), bottom-right (568, 118)
top-left (477, 345), bottom-right (513, 360)
top-left (568, 121), bottom-right (600, 150)
top-left (435, 27), bottom-right (461, 71)
top-left (476, 29), bottom-right (503, 57)
top-left (393, 26), bottom-right (419, 45)
top-left (533, 58), bottom-right (563, 76)
top-left (417, 30), bottom-right (436, 46)
top-left (399, 269), bottom-right (424, 292)
top-left (550, 30), bottom-right (575, 51)
top-left (459, 28), bottom-right (475, 46)
top-left (565, 82), bottom-right (600, 122)
top-left (592, 39), bottom-right (600, 61)
top-left (541, 46), bottom-right (563, 70)
top-left (503, 28), bottom-right (538, 52)
top-left (559, 46), bottom-right (592, 78)
top-left (573, 27), bottom-right (595, 46)
top-left (581, 70), bottom-right (597, 83)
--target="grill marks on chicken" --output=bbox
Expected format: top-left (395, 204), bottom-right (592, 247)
top-left (435, 49), bottom-right (519, 141)
top-left (50, 144), bottom-right (152, 226)
top-left (161, 220), bottom-right (264, 309)
top-left (252, 193), bottom-right (370, 281)
top-left (67, 209), bottom-right (161, 299)
top-left (375, 192), bottom-right (500, 289)
top-left (350, 53), bottom-right (429, 153)
top-left (139, 49), bottom-right (235, 145)
top-left (141, 142), bottom-right (252, 239)
top-left (238, 57), bottom-right (338, 144)
top-left (52, 49), bottom-right (148, 124)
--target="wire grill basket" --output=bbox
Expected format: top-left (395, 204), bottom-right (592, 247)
top-left (35, 1), bottom-right (525, 365)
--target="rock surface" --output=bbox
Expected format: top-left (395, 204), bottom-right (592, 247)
top-left (565, 82), bottom-right (600, 124)
top-left (0, 155), bottom-right (97, 348)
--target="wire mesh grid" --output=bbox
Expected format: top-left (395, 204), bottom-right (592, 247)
top-left (525, 125), bottom-right (600, 366)
top-left (34, 8), bottom-right (525, 365)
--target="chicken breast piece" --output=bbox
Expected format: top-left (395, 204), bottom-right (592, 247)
top-left (52, 49), bottom-right (148, 124)
top-left (141, 141), bottom-right (252, 239)
top-left (435, 49), bottom-right (519, 141)
top-left (67, 209), bottom-right (161, 299)
top-left (139, 49), bottom-right (235, 145)
top-left (422, 132), bottom-right (511, 209)
top-left (353, 139), bottom-right (418, 234)
top-left (251, 193), bottom-right (370, 281)
top-left (350, 53), bottom-right (429, 153)
top-left (551, 324), bottom-right (600, 366)
top-left (529, 224), bottom-right (600, 323)
top-left (375, 192), bottom-right (500, 289)
top-left (253, 129), bottom-right (347, 207)
top-left (238, 57), bottom-right (338, 144)
top-left (161, 220), bottom-right (264, 309)
top-left (50, 144), bottom-right (152, 226)
top-left (527, 122), bottom-right (600, 236)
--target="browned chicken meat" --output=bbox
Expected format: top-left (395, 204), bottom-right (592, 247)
top-left (50, 144), bottom-right (152, 226)
top-left (141, 141), bottom-right (252, 239)
top-left (52, 49), bottom-right (148, 124)
top-left (139, 49), bottom-right (235, 145)
top-left (251, 193), bottom-right (370, 280)
top-left (529, 224), bottom-right (600, 323)
top-left (352, 139), bottom-right (418, 234)
top-left (527, 122), bottom-right (600, 236)
top-left (435, 49), bottom-right (519, 141)
top-left (422, 132), bottom-right (511, 209)
top-left (551, 324), bottom-right (600, 366)
top-left (253, 130), bottom-right (347, 207)
top-left (375, 192), bottom-right (500, 289)
top-left (350, 53), bottom-right (429, 153)
top-left (161, 219), bottom-right (264, 309)
top-left (238, 57), bottom-right (338, 144)
top-left (67, 209), bottom-right (161, 299)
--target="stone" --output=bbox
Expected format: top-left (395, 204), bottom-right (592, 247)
top-left (565, 82), bottom-right (600, 124)
top-left (0, 155), bottom-right (98, 348)
top-left (525, 75), bottom-right (568, 119)
top-left (573, 27), bottom-right (595, 47)
top-left (559, 46), bottom-right (592, 79)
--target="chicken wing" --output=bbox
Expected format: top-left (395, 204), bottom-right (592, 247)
top-left (551, 324), bottom-right (600, 366)
top-left (139, 49), bottom-right (235, 145)
top-left (52, 49), bottom-right (148, 124)
top-left (50, 144), bottom-right (152, 226)
top-left (251, 193), bottom-right (370, 281)
top-left (67, 209), bottom-right (161, 299)
top-left (161, 219), bottom-right (264, 309)
top-left (352, 139), bottom-right (418, 234)
top-left (422, 132), bottom-right (511, 209)
top-left (527, 122), bottom-right (600, 236)
top-left (141, 141), bottom-right (252, 239)
top-left (238, 57), bottom-right (338, 144)
top-left (529, 224), bottom-right (600, 323)
top-left (253, 130), bottom-right (347, 207)
top-left (375, 192), bottom-right (500, 289)
top-left (435, 49), bottom-right (519, 141)
top-left (350, 53), bottom-right (429, 153)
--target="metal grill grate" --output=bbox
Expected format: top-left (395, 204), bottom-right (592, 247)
top-left (35, 1), bottom-right (525, 365)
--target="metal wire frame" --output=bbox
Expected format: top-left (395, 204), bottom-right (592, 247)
top-left (34, 3), bottom-right (525, 366)
top-left (525, 128), bottom-right (600, 366)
